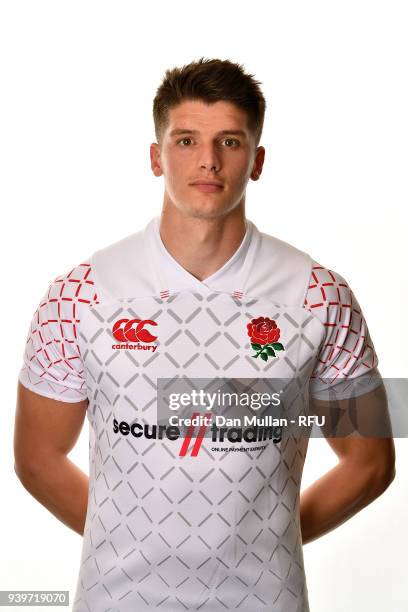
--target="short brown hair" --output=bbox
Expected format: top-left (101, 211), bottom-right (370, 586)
top-left (153, 57), bottom-right (266, 147)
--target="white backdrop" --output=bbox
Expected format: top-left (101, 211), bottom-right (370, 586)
top-left (1, 1), bottom-right (407, 611)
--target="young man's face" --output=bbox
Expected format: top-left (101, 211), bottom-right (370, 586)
top-left (150, 99), bottom-right (265, 219)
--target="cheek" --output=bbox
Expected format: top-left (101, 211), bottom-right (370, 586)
top-left (162, 150), bottom-right (190, 182)
top-left (162, 163), bottom-right (184, 191)
top-left (229, 160), bottom-right (251, 188)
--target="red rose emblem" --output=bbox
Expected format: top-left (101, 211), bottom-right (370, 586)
top-left (246, 316), bottom-right (285, 362)
top-left (247, 316), bottom-right (280, 345)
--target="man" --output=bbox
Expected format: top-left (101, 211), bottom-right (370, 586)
top-left (14, 57), bottom-right (395, 612)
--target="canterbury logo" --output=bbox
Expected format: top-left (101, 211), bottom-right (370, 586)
top-left (112, 318), bottom-right (158, 343)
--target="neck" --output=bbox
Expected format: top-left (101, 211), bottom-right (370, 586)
top-left (159, 202), bottom-right (247, 282)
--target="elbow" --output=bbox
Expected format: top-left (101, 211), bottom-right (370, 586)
top-left (14, 457), bottom-right (37, 489)
top-left (14, 449), bottom-right (47, 490)
top-left (367, 457), bottom-right (396, 498)
top-left (14, 443), bottom-right (31, 482)
top-left (381, 462), bottom-right (396, 491)
top-left (14, 447), bottom-right (65, 489)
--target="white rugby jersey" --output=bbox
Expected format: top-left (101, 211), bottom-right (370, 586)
top-left (18, 216), bottom-right (381, 612)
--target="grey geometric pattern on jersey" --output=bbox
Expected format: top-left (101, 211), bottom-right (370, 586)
top-left (72, 290), bottom-right (323, 612)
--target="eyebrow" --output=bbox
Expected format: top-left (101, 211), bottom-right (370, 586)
top-left (169, 128), bottom-right (247, 138)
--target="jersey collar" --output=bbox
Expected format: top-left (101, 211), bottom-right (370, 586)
top-left (145, 215), bottom-right (259, 297)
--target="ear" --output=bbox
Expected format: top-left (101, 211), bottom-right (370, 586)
top-left (150, 142), bottom-right (163, 177)
top-left (250, 146), bottom-right (265, 181)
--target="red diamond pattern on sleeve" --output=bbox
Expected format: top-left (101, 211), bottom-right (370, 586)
top-left (18, 261), bottom-right (99, 403)
top-left (305, 261), bottom-right (381, 400)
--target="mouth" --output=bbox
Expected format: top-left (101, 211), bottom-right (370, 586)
top-left (190, 181), bottom-right (224, 193)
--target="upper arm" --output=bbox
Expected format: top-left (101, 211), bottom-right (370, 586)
top-left (306, 263), bottom-right (380, 401)
top-left (15, 263), bottom-right (98, 471)
top-left (305, 262), bottom-right (395, 477)
top-left (14, 382), bottom-right (88, 471)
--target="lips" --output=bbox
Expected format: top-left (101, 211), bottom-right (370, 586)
top-left (193, 184), bottom-right (222, 193)
top-left (190, 181), bottom-right (223, 193)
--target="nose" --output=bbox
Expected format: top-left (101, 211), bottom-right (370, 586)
top-left (201, 162), bottom-right (218, 171)
top-left (199, 144), bottom-right (221, 173)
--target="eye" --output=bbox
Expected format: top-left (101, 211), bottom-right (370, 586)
top-left (178, 137), bottom-right (193, 146)
top-left (223, 138), bottom-right (239, 147)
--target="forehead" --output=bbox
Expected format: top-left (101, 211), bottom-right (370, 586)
top-left (166, 99), bottom-right (250, 133)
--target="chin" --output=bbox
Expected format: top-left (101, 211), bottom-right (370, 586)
top-left (178, 198), bottom-right (237, 220)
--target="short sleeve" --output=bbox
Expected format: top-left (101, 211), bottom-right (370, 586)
top-left (305, 262), bottom-right (383, 400)
top-left (18, 262), bottom-right (99, 403)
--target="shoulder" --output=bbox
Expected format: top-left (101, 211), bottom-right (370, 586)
top-left (47, 260), bottom-right (99, 305)
top-left (31, 259), bottom-right (100, 336)
top-left (304, 260), bottom-right (379, 385)
top-left (19, 260), bottom-right (100, 401)
top-left (303, 260), bottom-right (359, 325)
top-left (303, 261), bottom-right (376, 367)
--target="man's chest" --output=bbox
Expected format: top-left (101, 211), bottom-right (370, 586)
top-left (78, 291), bottom-right (323, 400)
